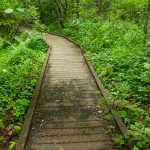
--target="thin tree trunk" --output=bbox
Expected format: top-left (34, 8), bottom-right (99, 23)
top-left (95, 0), bottom-right (102, 15)
top-left (64, 0), bottom-right (68, 17)
top-left (54, 0), bottom-right (65, 28)
top-left (144, 0), bottom-right (150, 44)
top-left (76, 0), bottom-right (80, 18)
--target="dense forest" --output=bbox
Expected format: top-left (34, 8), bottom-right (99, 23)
top-left (0, 0), bottom-right (150, 149)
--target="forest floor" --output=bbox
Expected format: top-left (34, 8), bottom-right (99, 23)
top-left (17, 34), bottom-right (118, 150)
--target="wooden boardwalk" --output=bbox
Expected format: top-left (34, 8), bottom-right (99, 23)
top-left (20, 34), bottom-right (114, 150)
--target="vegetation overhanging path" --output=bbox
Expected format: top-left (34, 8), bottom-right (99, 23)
top-left (17, 34), bottom-right (114, 150)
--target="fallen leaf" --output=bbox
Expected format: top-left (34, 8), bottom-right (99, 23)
top-left (8, 130), bottom-right (13, 136)
top-left (97, 110), bottom-right (102, 114)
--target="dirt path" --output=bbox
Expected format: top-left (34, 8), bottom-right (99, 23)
top-left (25, 34), bottom-right (114, 150)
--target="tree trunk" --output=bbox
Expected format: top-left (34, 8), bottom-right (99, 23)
top-left (95, 0), bottom-right (102, 15)
top-left (64, 0), bottom-right (68, 17)
top-left (76, 0), bottom-right (80, 18)
top-left (144, 0), bottom-right (150, 44)
top-left (54, 0), bottom-right (65, 28)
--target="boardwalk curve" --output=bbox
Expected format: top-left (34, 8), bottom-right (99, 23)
top-left (17, 34), bottom-right (114, 150)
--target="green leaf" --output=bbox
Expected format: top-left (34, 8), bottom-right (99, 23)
top-left (9, 141), bottom-right (16, 150)
top-left (143, 62), bottom-right (150, 69)
top-left (16, 8), bottom-right (24, 13)
top-left (144, 128), bottom-right (150, 135)
top-left (4, 8), bottom-right (14, 14)
top-left (136, 141), bottom-right (146, 148)
top-left (133, 145), bottom-right (139, 150)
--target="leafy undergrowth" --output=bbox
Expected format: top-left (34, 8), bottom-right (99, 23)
top-left (40, 15), bottom-right (150, 149)
top-left (0, 31), bottom-right (48, 149)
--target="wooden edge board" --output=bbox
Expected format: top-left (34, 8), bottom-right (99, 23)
top-left (48, 32), bottom-right (132, 149)
top-left (16, 47), bottom-right (51, 150)
top-left (83, 57), bottom-right (128, 134)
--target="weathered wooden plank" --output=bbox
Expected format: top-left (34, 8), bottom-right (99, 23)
top-left (31, 127), bottom-right (106, 136)
top-left (29, 142), bottom-right (113, 150)
top-left (32, 134), bottom-right (108, 144)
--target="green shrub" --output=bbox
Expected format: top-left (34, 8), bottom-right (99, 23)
top-left (0, 0), bottom-right (39, 36)
top-left (0, 31), bottom-right (48, 148)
